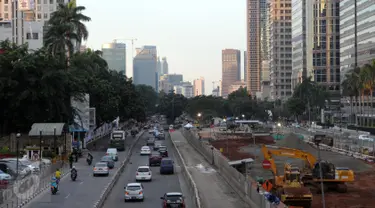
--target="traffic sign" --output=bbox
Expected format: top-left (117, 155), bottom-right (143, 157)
top-left (262, 159), bottom-right (271, 169)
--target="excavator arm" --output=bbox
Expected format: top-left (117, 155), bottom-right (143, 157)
top-left (261, 145), bottom-right (317, 170)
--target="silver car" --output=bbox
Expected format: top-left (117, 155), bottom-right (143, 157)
top-left (93, 162), bottom-right (109, 177)
top-left (124, 183), bottom-right (144, 202)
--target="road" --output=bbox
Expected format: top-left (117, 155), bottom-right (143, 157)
top-left (23, 133), bottom-right (140, 208)
top-left (102, 131), bottom-right (192, 208)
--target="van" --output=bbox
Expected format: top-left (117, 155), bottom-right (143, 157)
top-left (160, 158), bottom-right (174, 174)
top-left (106, 148), bottom-right (118, 161)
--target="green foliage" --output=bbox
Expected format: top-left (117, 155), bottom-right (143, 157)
top-left (135, 85), bottom-right (159, 115)
top-left (286, 97), bottom-right (306, 118)
top-left (157, 91), bottom-right (188, 121)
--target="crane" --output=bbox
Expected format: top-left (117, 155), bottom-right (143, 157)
top-left (113, 38), bottom-right (138, 59)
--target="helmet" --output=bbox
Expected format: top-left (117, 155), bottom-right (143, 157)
top-left (52, 176), bottom-right (56, 180)
top-left (72, 166), bottom-right (76, 169)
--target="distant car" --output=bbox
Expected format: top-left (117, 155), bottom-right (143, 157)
top-left (93, 162), bottom-right (109, 176)
top-left (149, 152), bottom-right (162, 166)
top-left (154, 141), bottom-right (163, 151)
top-left (135, 166), bottom-right (152, 181)
top-left (106, 148), bottom-right (118, 161)
top-left (124, 182), bottom-right (144, 202)
top-left (160, 158), bottom-right (174, 174)
top-left (157, 133), bottom-right (165, 140)
top-left (148, 129), bottom-right (154, 134)
top-left (146, 137), bottom-right (155, 146)
top-left (140, 146), bottom-right (151, 155)
top-left (100, 156), bottom-right (115, 169)
top-left (161, 192), bottom-right (185, 208)
top-left (158, 146), bottom-right (168, 157)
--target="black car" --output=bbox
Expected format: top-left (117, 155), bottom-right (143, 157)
top-left (158, 146), bottom-right (168, 157)
top-left (100, 156), bottom-right (115, 169)
top-left (147, 137), bottom-right (155, 146)
top-left (161, 192), bottom-right (185, 208)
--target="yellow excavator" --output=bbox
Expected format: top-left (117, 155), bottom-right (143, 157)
top-left (261, 144), bottom-right (355, 193)
top-left (262, 147), bottom-right (313, 207)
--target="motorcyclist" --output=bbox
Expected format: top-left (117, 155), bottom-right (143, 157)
top-left (55, 168), bottom-right (61, 183)
top-left (51, 176), bottom-right (58, 190)
top-left (71, 166), bottom-right (77, 176)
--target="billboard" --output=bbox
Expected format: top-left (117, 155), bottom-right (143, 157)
top-left (89, 107), bottom-right (96, 127)
top-left (71, 94), bottom-right (90, 131)
top-left (18, 0), bottom-right (35, 11)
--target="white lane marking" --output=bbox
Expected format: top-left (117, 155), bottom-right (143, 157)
top-left (65, 193), bottom-right (70, 198)
top-left (79, 181), bottom-right (84, 185)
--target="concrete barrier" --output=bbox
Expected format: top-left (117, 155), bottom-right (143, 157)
top-left (93, 130), bottom-right (145, 208)
top-left (181, 129), bottom-right (276, 208)
top-left (168, 132), bottom-right (202, 208)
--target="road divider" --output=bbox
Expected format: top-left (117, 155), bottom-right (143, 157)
top-left (181, 129), bottom-right (276, 208)
top-left (93, 130), bottom-right (145, 208)
top-left (168, 132), bottom-right (202, 208)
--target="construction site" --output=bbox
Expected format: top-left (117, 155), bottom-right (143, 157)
top-left (199, 128), bottom-right (375, 208)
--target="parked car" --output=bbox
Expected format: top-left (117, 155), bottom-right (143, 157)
top-left (158, 146), bottom-right (168, 157)
top-left (149, 152), bottom-right (162, 166)
top-left (2, 158), bottom-right (36, 173)
top-left (161, 192), bottom-right (185, 208)
top-left (0, 161), bottom-right (27, 179)
top-left (93, 162), bottom-right (109, 177)
top-left (160, 158), bottom-right (174, 174)
top-left (146, 137), bottom-right (155, 146)
top-left (106, 148), bottom-right (118, 161)
top-left (135, 166), bottom-right (152, 181)
top-left (100, 156), bottom-right (115, 169)
top-left (124, 183), bottom-right (144, 202)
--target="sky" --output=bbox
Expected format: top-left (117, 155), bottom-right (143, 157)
top-left (78, 0), bottom-right (246, 94)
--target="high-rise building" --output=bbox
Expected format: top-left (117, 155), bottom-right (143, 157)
top-left (193, 77), bottom-right (205, 96)
top-left (228, 81), bottom-right (246, 94)
top-left (269, 0), bottom-right (293, 100)
top-left (312, 1), bottom-right (341, 97)
top-left (246, 0), bottom-right (270, 95)
top-left (340, 0), bottom-right (375, 79)
top-left (221, 49), bottom-right (241, 97)
top-left (173, 82), bottom-right (193, 98)
top-left (291, 0), bottom-right (314, 90)
top-left (0, 0), bottom-right (73, 50)
top-left (166, 74), bottom-right (183, 86)
top-left (243, 51), bottom-right (247, 82)
top-left (159, 75), bottom-right (172, 93)
top-left (133, 45), bottom-right (157, 90)
top-left (101, 42), bottom-right (126, 75)
top-left (157, 57), bottom-right (162, 75)
top-left (162, 57), bottom-right (169, 75)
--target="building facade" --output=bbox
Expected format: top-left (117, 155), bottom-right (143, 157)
top-left (133, 46), bottom-right (157, 90)
top-left (243, 51), bottom-right (247, 81)
top-left (101, 42), bottom-right (126, 75)
top-left (159, 75), bottom-right (172, 93)
top-left (246, 0), bottom-right (269, 95)
top-left (161, 57), bottom-right (168, 75)
top-left (221, 49), bottom-right (241, 98)
top-left (166, 74), bottom-right (183, 86)
top-left (269, 0), bottom-right (293, 100)
top-left (193, 77), bottom-right (205, 96)
top-left (228, 81), bottom-right (246, 94)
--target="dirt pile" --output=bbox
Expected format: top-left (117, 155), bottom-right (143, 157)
top-left (210, 136), bottom-right (274, 161)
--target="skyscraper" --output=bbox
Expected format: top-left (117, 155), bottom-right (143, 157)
top-left (246, 0), bottom-right (269, 95)
top-left (162, 57), bottom-right (169, 75)
top-left (193, 77), bottom-right (205, 96)
top-left (244, 51), bottom-right (247, 81)
top-left (221, 49), bottom-right (241, 98)
top-left (133, 46), bottom-right (157, 90)
top-left (269, 0), bottom-right (293, 100)
top-left (157, 57), bottom-right (162, 76)
top-left (101, 42), bottom-right (126, 75)
top-left (291, 0), bottom-right (314, 90)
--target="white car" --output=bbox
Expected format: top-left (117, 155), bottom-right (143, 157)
top-left (135, 166), bottom-right (152, 181)
top-left (140, 146), bottom-right (151, 155)
top-left (106, 148), bottom-right (118, 161)
top-left (148, 129), bottom-right (154, 134)
top-left (124, 182), bottom-right (144, 202)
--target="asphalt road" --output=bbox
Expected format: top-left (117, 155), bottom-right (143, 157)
top-left (102, 131), bottom-right (192, 208)
top-left (23, 134), bottom-right (140, 208)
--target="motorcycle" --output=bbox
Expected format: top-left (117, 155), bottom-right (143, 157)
top-left (86, 153), bottom-right (93, 165)
top-left (51, 180), bottom-right (58, 195)
top-left (71, 171), bottom-right (77, 181)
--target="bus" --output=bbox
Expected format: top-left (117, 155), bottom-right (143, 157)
top-left (109, 130), bottom-right (126, 151)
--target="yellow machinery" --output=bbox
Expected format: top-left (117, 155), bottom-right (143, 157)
top-left (262, 148), bottom-right (313, 208)
top-left (261, 144), bottom-right (355, 193)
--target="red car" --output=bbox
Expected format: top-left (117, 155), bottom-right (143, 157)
top-left (149, 152), bottom-right (162, 166)
top-left (161, 192), bottom-right (185, 208)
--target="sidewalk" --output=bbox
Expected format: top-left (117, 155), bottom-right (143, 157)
top-left (170, 131), bottom-right (247, 208)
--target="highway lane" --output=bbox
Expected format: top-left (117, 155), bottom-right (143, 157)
top-left (23, 134), bottom-right (140, 208)
top-left (102, 132), bottom-right (192, 208)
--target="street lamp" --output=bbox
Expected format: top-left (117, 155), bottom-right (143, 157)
top-left (197, 113), bottom-right (201, 117)
top-left (53, 126), bottom-right (57, 155)
top-left (16, 133), bottom-right (20, 179)
top-left (210, 146), bottom-right (214, 165)
top-left (314, 135), bottom-right (326, 208)
top-left (242, 114), bottom-right (245, 119)
top-left (277, 123), bottom-right (282, 140)
top-left (39, 130), bottom-right (42, 171)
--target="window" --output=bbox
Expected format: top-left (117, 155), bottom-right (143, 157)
top-left (32, 33), bottom-right (39, 39)
top-left (26, 33), bottom-right (32, 39)
top-left (44, 13), bottom-right (48, 18)
top-left (4, 6), bottom-right (8, 11)
top-left (4, 0), bottom-right (8, 4)
top-left (37, 13), bottom-right (41, 19)
top-left (4, 13), bottom-right (8, 19)
top-left (50, 0), bottom-right (53, 3)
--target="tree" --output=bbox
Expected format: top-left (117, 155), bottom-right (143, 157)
top-left (286, 97), bottom-right (306, 120)
top-left (135, 85), bottom-right (159, 115)
top-left (158, 92), bottom-right (188, 122)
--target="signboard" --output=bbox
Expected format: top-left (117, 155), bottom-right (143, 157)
top-left (71, 94), bottom-right (90, 131)
top-left (89, 108), bottom-right (96, 127)
top-left (18, 0), bottom-right (35, 11)
top-left (262, 159), bottom-right (271, 169)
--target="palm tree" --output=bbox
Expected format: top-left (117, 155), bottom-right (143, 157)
top-left (44, 0), bottom-right (91, 61)
top-left (342, 67), bottom-right (361, 125)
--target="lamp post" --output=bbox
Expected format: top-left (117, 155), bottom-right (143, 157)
top-left (39, 130), bottom-right (42, 171)
top-left (314, 135), bottom-right (326, 208)
top-left (16, 132), bottom-right (20, 176)
top-left (242, 114), bottom-right (245, 119)
top-left (277, 123), bottom-right (281, 140)
top-left (210, 146), bottom-right (214, 165)
top-left (53, 126), bottom-right (57, 155)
